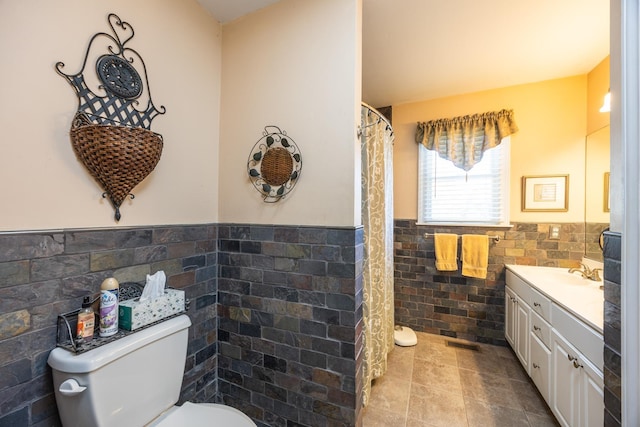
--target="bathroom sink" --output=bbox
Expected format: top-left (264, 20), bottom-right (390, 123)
top-left (507, 265), bottom-right (602, 288)
top-left (505, 264), bottom-right (604, 332)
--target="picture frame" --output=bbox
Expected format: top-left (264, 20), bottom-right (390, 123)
top-left (604, 172), bottom-right (610, 212)
top-left (521, 175), bottom-right (569, 212)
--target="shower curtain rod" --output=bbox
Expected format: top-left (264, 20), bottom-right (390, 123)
top-left (423, 233), bottom-right (501, 243)
top-left (362, 102), bottom-right (391, 128)
top-left (358, 102), bottom-right (393, 138)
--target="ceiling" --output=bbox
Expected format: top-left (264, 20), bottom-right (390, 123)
top-left (197, 0), bottom-right (610, 108)
top-left (196, 0), bottom-right (280, 24)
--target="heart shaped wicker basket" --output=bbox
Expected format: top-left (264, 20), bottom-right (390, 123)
top-left (69, 113), bottom-right (163, 221)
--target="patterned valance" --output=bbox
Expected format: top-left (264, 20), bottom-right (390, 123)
top-left (416, 109), bottom-right (518, 171)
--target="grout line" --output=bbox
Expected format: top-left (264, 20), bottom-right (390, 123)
top-left (404, 347), bottom-right (413, 426)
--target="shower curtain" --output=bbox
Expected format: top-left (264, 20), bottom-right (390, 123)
top-left (360, 103), bottom-right (395, 406)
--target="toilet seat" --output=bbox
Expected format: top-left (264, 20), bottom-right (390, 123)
top-left (148, 402), bottom-right (256, 426)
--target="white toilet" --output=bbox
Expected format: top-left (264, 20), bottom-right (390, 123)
top-left (48, 315), bottom-right (255, 427)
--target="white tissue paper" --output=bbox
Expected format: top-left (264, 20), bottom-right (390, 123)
top-left (118, 270), bottom-right (185, 330)
top-left (139, 270), bottom-right (166, 302)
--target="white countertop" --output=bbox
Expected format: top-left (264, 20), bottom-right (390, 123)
top-left (505, 264), bottom-right (604, 334)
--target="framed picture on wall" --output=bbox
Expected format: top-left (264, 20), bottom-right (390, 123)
top-left (521, 175), bottom-right (569, 212)
top-left (604, 172), bottom-right (610, 212)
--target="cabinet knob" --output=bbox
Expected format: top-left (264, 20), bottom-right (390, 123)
top-left (533, 302), bottom-right (541, 307)
top-left (533, 325), bottom-right (541, 331)
top-left (532, 363), bottom-right (540, 369)
top-left (567, 354), bottom-right (577, 362)
top-left (573, 359), bottom-right (582, 369)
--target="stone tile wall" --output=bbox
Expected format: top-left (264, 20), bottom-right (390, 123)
top-left (393, 220), bottom-right (605, 345)
top-left (216, 224), bottom-right (364, 427)
top-left (603, 231), bottom-right (621, 426)
top-left (0, 225), bottom-right (218, 426)
top-left (586, 222), bottom-right (610, 262)
top-left (2, 219), bottom-right (606, 425)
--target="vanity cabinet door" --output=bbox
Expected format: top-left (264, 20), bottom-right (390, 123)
top-left (551, 328), bottom-right (603, 427)
top-left (551, 330), bottom-right (580, 427)
top-left (505, 285), bottom-right (530, 372)
top-left (505, 286), bottom-right (517, 348)
top-left (579, 355), bottom-right (604, 427)
top-left (515, 297), bottom-right (530, 370)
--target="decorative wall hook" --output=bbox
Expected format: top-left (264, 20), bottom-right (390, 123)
top-left (247, 126), bottom-right (302, 202)
top-left (56, 13), bottom-right (166, 221)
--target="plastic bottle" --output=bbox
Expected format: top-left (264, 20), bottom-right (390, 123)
top-left (99, 277), bottom-right (119, 337)
top-left (76, 295), bottom-right (95, 342)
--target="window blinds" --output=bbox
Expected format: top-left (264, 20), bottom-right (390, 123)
top-left (418, 138), bottom-right (510, 225)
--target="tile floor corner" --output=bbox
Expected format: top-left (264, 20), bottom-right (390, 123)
top-left (362, 332), bottom-right (559, 427)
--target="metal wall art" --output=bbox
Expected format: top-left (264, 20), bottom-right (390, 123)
top-left (247, 126), bottom-right (302, 202)
top-left (56, 13), bottom-right (166, 221)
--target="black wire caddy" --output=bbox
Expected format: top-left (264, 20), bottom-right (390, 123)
top-left (55, 13), bottom-right (166, 221)
top-left (55, 283), bottom-right (189, 354)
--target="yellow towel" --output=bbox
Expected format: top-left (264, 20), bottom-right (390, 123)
top-left (434, 233), bottom-right (458, 271)
top-left (462, 235), bottom-right (489, 279)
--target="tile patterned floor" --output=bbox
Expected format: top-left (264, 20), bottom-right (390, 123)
top-left (362, 331), bottom-right (560, 427)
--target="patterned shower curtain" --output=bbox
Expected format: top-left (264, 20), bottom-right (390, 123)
top-left (361, 104), bottom-right (395, 406)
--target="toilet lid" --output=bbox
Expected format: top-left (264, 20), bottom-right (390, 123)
top-left (152, 402), bottom-right (256, 427)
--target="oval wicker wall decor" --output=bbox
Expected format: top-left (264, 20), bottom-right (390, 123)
top-left (56, 13), bottom-right (166, 221)
top-left (248, 126), bottom-right (302, 202)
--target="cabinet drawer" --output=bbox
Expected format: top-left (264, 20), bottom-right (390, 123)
top-left (530, 333), bottom-right (551, 404)
top-left (529, 287), bottom-right (552, 323)
top-left (530, 310), bottom-right (552, 350)
top-left (505, 270), bottom-right (532, 301)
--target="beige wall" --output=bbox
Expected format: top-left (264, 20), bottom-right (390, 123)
top-left (587, 56), bottom-right (610, 135)
top-left (393, 75), bottom-right (588, 223)
top-left (586, 57), bottom-right (611, 224)
top-left (0, 0), bottom-right (362, 232)
top-left (218, 0), bottom-right (362, 227)
top-left (0, 0), bottom-right (222, 231)
top-left (585, 126), bottom-right (610, 223)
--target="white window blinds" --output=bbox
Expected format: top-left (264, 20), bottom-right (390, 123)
top-left (418, 137), bottom-right (510, 225)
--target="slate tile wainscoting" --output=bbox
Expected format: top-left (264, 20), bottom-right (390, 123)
top-left (393, 220), bottom-right (608, 345)
top-left (0, 224), bottom-right (365, 427)
top-left (0, 220), bottom-right (606, 426)
top-left (0, 225), bottom-right (219, 426)
top-left (217, 225), bottom-right (364, 427)
top-left (603, 231), bottom-right (621, 426)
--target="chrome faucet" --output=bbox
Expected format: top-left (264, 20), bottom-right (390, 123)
top-left (568, 263), bottom-right (602, 282)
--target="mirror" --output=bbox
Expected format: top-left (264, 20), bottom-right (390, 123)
top-left (585, 125), bottom-right (610, 261)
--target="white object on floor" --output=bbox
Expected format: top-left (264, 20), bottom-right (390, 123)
top-left (394, 325), bottom-right (417, 346)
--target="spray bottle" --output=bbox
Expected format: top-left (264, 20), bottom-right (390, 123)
top-left (99, 277), bottom-right (119, 337)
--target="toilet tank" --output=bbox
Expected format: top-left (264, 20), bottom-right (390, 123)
top-left (48, 314), bottom-right (192, 427)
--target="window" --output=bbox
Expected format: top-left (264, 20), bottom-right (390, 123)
top-left (418, 137), bottom-right (510, 225)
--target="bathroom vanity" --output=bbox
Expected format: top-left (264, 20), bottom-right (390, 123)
top-left (505, 264), bottom-right (604, 427)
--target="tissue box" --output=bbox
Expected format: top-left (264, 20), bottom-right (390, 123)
top-left (118, 289), bottom-right (185, 331)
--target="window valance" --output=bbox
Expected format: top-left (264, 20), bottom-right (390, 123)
top-left (415, 109), bottom-right (518, 171)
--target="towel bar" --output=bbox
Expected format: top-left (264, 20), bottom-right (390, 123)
top-left (423, 233), bottom-right (500, 243)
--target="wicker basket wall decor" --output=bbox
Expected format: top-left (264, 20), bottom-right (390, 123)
top-left (248, 126), bottom-right (302, 202)
top-left (69, 113), bottom-right (163, 220)
top-left (56, 13), bottom-right (166, 221)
